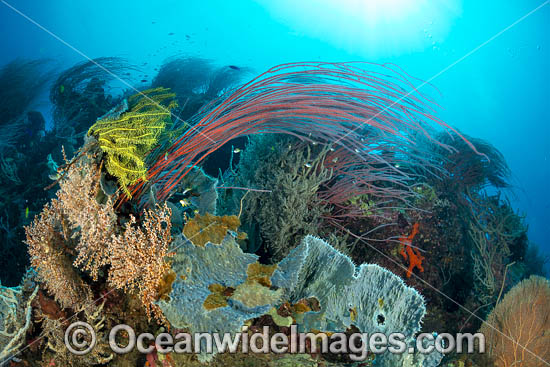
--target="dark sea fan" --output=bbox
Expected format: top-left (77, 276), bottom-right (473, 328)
top-left (0, 59), bottom-right (51, 284)
top-left (49, 57), bottom-right (131, 135)
top-left (0, 59), bottom-right (50, 125)
top-left (152, 56), bottom-right (249, 119)
top-left (435, 130), bottom-right (511, 189)
top-left (129, 61), bottom-right (479, 207)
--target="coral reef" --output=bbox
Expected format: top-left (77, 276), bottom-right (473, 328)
top-left (134, 62), bottom-right (477, 208)
top-left (272, 235), bottom-right (442, 366)
top-left (164, 165), bottom-right (219, 215)
top-left (0, 59), bottom-right (54, 284)
top-left (0, 58), bottom-right (546, 367)
top-left (468, 191), bottom-right (526, 305)
top-left (435, 131), bottom-right (511, 191)
top-left (57, 155), bottom-right (117, 281)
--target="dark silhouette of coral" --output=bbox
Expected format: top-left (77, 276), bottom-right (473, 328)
top-left (0, 59), bottom-right (51, 125)
top-left (49, 57), bottom-right (131, 143)
top-left (152, 57), bottom-right (250, 120)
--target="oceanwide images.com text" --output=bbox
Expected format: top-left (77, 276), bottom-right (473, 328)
top-left (65, 323), bottom-right (485, 361)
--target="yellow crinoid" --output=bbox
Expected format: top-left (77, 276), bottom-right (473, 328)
top-left (88, 87), bottom-right (177, 198)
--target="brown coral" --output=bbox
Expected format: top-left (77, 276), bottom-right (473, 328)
top-left (25, 199), bottom-right (92, 309)
top-left (480, 275), bottom-right (550, 367)
top-left (107, 204), bottom-right (173, 322)
top-left (56, 157), bottom-right (117, 281)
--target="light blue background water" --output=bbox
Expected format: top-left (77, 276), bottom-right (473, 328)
top-left (1, 0), bottom-right (548, 255)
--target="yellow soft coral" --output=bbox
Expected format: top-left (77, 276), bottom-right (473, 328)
top-left (88, 87), bottom-right (177, 197)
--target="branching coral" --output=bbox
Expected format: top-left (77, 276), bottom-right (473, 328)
top-left (27, 140), bottom-right (177, 327)
top-left (469, 191), bottom-right (526, 304)
top-left (107, 203), bottom-right (173, 322)
top-left (480, 275), bottom-right (550, 367)
top-left (56, 155), bottom-right (117, 281)
top-left (38, 301), bottom-right (113, 367)
top-left (88, 87), bottom-right (177, 197)
top-left (222, 135), bottom-right (332, 259)
top-left (25, 198), bottom-right (92, 309)
top-left (0, 270), bottom-right (38, 364)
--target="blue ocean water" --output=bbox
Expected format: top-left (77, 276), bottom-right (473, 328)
top-left (1, 0), bottom-right (548, 256)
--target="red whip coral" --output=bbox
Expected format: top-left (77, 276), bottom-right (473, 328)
top-left (399, 222), bottom-right (424, 278)
top-left (129, 62), bottom-right (479, 206)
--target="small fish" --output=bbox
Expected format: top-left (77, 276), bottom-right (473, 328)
top-left (25, 207), bottom-right (29, 219)
top-left (168, 32), bottom-right (175, 36)
top-left (354, 148), bottom-right (360, 153)
top-left (141, 79), bottom-right (148, 83)
top-left (228, 65), bottom-right (240, 70)
top-left (312, 142), bottom-right (317, 146)
top-left (182, 187), bottom-right (192, 195)
top-left (395, 163), bottom-right (401, 168)
top-left (59, 85), bottom-right (65, 93)
top-left (304, 163), bottom-right (312, 168)
top-left (179, 199), bottom-right (190, 208)
top-left (164, 153), bottom-right (168, 161)
top-left (349, 306), bottom-right (357, 322)
top-left (233, 148), bottom-right (241, 154)
top-left (332, 157), bottom-right (338, 163)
